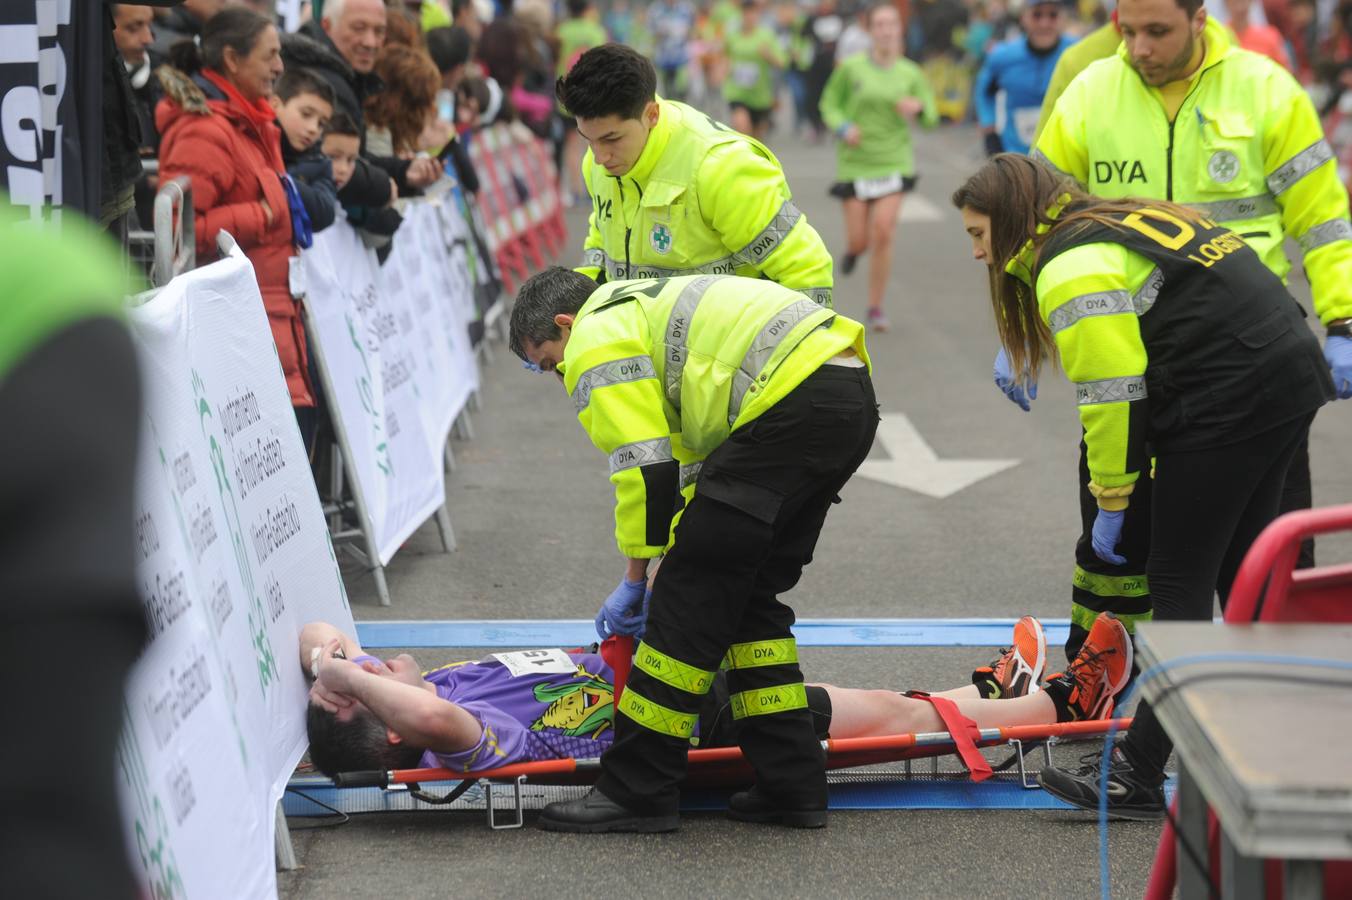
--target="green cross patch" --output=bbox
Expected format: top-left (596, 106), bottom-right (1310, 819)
top-left (649, 223), bottom-right (673, 254)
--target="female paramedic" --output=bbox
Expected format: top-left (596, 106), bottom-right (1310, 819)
top-left (818, 2), bottom-right (937, 333)
top-left (951, 154), bottom-right (1333, 819)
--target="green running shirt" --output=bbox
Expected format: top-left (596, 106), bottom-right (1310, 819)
top-left (819, 53), bottom-right (938, 181)
top-left (722, 26), bottom-right (786, 110)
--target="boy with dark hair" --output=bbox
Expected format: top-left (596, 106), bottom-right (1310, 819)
top-left (271, 67), bottom-right (339, 233)
top-left (321, 112), bottom-right (405, 246)
top-left (555, 44), bottom-right (835, 307)
top-left (320, 112), bottom-right (362, 192)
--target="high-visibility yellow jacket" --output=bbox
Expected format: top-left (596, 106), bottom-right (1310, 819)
top-left (1014, 204), bottom-right (1331, 510)
top-left (1032, 21), bottom-right (1121, 144)
top-left (1035, 17), bottom-right (1352, 326)
top-left (576, 99), bottom-right (835, 308)
top-left (561, 275), bottom-right (868, 557)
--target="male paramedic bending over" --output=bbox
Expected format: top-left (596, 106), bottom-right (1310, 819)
top-left (509, 269), bottom-right (879, 832)
top-left (556, 43), bottom-right (836, 308)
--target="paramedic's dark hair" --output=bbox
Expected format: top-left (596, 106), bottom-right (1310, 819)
top-left (325, 111), bottom-right (361, 138)
top-left (509, 267), bottom-right (599, 359)
top-left (306, 703), bottom-right (424, 778)
top-left (555, 43), bottom-right (655, 121)
top-left (566, 0), bottom-right (590, 17)
top-left (275, 67), bottom-right (336, 107)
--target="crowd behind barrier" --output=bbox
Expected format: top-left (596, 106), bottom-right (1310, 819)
top-left (114, 118), bottom-right (565, 896)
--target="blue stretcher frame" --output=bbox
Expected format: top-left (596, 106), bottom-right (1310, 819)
top-left (355, 617), bottom-right (1076, 649)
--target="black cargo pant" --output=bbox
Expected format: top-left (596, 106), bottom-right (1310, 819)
top-left (595, 364), bottom-right (880, 814)
top-left (1116, 415), bottom-right (1312, 781)
top-left (1063, 428), bottom-right (1314, 663)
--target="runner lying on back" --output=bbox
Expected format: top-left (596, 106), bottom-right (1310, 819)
top-left (301, 613), bottom-right (1131, 778)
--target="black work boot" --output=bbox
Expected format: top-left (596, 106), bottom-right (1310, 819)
top-left (727, 786), bottom-right (827, 829)
top-left (537, 788), bottom-right (679, 833)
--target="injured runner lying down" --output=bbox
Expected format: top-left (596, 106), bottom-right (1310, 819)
top-left (301, 613), bottom-right (1131, 778)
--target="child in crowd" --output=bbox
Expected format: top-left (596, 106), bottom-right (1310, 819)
top-left (324, 112), bottom-right (404, 254)
top-left (321, 113), bottom-right (363, 193)
top-left (271, 68), bottom-right (338, 235)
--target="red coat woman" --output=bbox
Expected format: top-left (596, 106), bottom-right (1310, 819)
top-left (157, 8), bottom-right (315, 411)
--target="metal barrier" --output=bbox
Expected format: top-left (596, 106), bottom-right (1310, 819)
top-left (127, 174), bottom-right (195, 287)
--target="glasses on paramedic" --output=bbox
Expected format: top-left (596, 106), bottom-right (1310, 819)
top-left (522, 359), bottom-right (566, 382)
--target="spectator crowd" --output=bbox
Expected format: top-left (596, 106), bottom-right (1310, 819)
top-left (103, 0), bottom-right (1352, 446)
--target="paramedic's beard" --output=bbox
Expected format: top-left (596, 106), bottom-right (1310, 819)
top-left (1134, 34), bottom-right (1199, 86)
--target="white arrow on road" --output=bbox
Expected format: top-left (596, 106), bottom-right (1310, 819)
top-left (855, 413), bottom-right (1020, 499)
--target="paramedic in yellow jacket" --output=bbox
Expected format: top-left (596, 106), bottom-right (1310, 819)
top-left (953, 155), bottom-right (1332, 818)
top-left (1027, 0), bottom-right (1352, 660)
top-left (556, 43), bottom-right (836, 308)
top-left (508, 268), bottom-right (878, 832)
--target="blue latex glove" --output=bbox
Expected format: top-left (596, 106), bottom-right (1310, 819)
top-left (1326, 335), bottom-right (1352, 399)
top-left (993, 347), bottom-right (1037, 412)
top-left (1091, 508), bottom-right (1128, 566)
top-left (595, 578), bottom-right (647, 639)
top-left (522, 359), bottom-right (544, 373)
top-left (634, 589), bottom-right (652, 642)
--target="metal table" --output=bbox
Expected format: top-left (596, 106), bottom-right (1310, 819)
top-left (1135, 622), bottom-right (1352, 900)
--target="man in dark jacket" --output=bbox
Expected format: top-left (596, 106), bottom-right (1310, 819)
top-left (285, 0), bottom-right (441, 199)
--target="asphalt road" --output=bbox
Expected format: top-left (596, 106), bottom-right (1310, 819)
top-left (278, 119), bottom-right (1352, 900)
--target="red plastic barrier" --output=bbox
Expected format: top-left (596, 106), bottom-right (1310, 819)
top-left (1144, 503), bottom-right (1352, 900)
top-left (461, 124), bottom-right (567, 291)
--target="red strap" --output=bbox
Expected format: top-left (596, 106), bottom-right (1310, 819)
top-left (601, 635), bottom-right (634, 702)
top-left (906, 691), bottom-right (993, 782)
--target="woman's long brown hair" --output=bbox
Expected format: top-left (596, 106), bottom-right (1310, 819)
top-left (951, 153), bottom-right (1205, 384)
top-left (364, 44), bottom-right (441, 155)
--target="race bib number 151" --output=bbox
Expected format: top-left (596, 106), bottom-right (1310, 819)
top-left (491, 648), bottom-right (578, 677)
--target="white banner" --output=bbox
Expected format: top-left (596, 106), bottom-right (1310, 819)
top-left (383, 201), bottom-right (478, 459)
top-left (299, 217), bottom-right (447, 564)
top-left (124, 250), bottom-right (355, 899)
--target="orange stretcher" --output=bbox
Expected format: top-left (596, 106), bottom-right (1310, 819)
top-left (324, 636), bottom-right (1130, 828)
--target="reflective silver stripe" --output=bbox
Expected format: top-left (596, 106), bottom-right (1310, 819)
top-left (606, 254), bottom-right (742, 280)
top-left (1186, 194), bottom-right (1278, 222)
top-left (1075, 376), bottom-right (1148, 405)
top-left (1030, 147), bottom-right (1077, 183)
top-left (734, 200), bottom-right (804, 266)
top-left (609, 437), bottom-right (674, 473)
top-left (572, 355), bottom-right (657, 412)
top-left (1297, 218), bottom-right (1352, 253)
top-left (803, 286), bottom-right (833, 308)
top-left (663, 275), bottom-right (726, 409)
top-left (679, 461), bottom-right (702, 489)
top-left (1267, 140), bottom-right (1335, 195)
top-left (728, 298), bottom-right (826, 425)
top-left (1047, 290), bottom-right (1134, 334)
top-left (1133, 267), bottom-right (1164, 316)
top-left (581, 247), bottom-right (607, 269)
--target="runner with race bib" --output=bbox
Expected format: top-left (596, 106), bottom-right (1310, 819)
top-left (722, 0), bottom-right (788, 141)
top-left (819, 2), bottom-right (937, 332)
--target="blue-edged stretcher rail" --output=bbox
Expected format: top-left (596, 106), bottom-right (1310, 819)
top-left (354, 618), bottom-right (1077, 649)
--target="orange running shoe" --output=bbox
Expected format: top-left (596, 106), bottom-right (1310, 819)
top-left (1055, 612), bottom-right (1133, 721)
top-left (972, 616), bottom-right (1046, 698)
